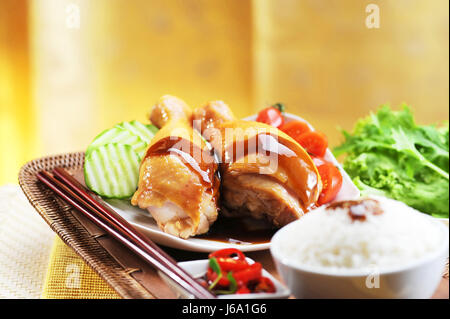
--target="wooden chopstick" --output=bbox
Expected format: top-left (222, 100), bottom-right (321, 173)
top-left (51, 167), bottom-right (213, 298)
top-left (52, 168), bottom-right (177, 268)
top-left (36, 170), bottom-right (215, 299)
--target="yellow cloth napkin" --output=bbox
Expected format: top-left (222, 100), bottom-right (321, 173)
top-left (42, 236), bottom-right (120, 299)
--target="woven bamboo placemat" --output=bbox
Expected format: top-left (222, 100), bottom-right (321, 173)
top-left (18, 152), bottom-right (175, 299)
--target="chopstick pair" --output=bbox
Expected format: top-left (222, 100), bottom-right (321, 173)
top-left (36, 167), bottom-right (216, 299)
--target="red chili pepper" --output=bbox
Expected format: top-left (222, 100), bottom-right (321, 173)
top-left (209, 248), bottom-right (247, 261)
top-left (206, 267), bottom-right (230, 287)
top-left (205, 248), bottom-right (277, 295)
top-left (233, 262), bottom-right (262, 285)
top-left (216, 257), bottom-right (249, 272)
top-left (253, 276), bottom-right (276, 293)
top-left (236, 285), bottom-right (251, 294)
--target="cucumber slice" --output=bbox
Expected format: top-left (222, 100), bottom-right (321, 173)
top-left (116, 120), bottom-right (158, 144)
top-left (86, 127), bottom-right (147, 158)
top-left (84, 143), bottom-right (140, 199)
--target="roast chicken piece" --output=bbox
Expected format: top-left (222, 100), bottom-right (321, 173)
top-left (193, 102), bottom-right (322, 227)
top-left (192, 100), bottom-right (235, 134)
top-left (132, 96), bottom-right (219, 238)
top-left (149, 95), bottom-right (192, 129)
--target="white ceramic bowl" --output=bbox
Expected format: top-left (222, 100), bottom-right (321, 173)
top-left (159, 257), bottom-right (290, 299)
top-left (270, 213), bottom-right (449, 299)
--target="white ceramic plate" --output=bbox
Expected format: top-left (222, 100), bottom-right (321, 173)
top-left (104, 113), bottom-right (360, 252)
top-left (159, 257), bottom-right (291, 299)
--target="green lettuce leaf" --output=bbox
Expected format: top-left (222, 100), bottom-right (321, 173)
top-left (334, 105), bottom-right (449, 217)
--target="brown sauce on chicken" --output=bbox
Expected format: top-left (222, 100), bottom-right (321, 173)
top-left (220, 131), bottom-right (320, 213)
top-left (144, 135), bottom-right (220, 197)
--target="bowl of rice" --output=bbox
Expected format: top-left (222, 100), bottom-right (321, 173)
top-left (270, 196), bottom-right (449, 298)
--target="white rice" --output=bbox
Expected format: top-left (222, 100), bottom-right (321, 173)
top-left (273, 196), bottom-right (447, 273)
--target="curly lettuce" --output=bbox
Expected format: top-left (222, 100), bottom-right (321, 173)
top-left (334, 105), bottom-right (449, 218)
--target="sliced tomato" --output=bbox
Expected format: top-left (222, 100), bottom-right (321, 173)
top-left (279, 121), bottom-right (311, 139)
top-left (236, 285), bottom-right (251, 294)
top-left (256, 107), bottom-right (284, 128)
top-left (295, 131), bottom-right (328, 157)
top-left (316, 162), bottom-right (343, 205)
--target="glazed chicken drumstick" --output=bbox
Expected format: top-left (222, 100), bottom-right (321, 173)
top-left (132, 96), bottom-right (219, 238)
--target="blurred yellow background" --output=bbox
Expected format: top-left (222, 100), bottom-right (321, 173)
top-left (1, 0), bottom-right (449, 185)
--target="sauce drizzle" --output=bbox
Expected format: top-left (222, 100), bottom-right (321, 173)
top-left (327, 198), bottom-right (384, 222)
top-left (220, 132), bottom-right (320, 212)
top-left (145, 136), bottom-right (217, 186)
top-left (197, 216), bottom-right (276, 244)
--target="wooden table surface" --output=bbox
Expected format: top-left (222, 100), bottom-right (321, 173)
top-left (167, 247), bottom-right (449, 299)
